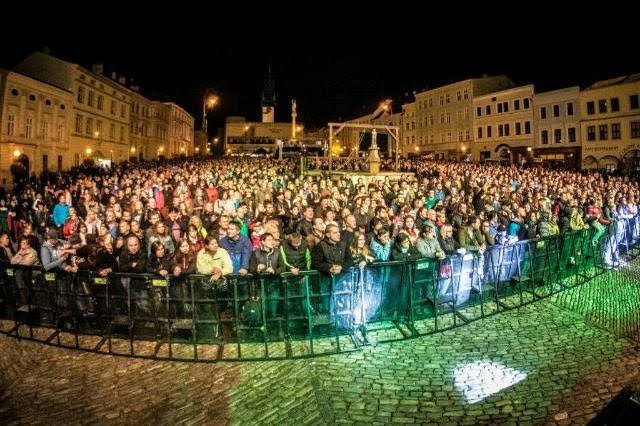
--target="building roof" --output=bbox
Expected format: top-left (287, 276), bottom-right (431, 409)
top-left (586, 73), bottom-right (640, 90)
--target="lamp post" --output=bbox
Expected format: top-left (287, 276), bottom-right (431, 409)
top-left (202, 89), bottom-right (219, 134)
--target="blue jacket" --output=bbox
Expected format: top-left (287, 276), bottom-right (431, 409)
top-left (219, 235), bottom-right (253, 273)
top-left (370, 238), bottom-right (391, 262)
top-left (52, 203), bottom-right (70, 227)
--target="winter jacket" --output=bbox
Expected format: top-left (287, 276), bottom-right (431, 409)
top-left (279, 239), bottom-right (311, 272)
top-left (218, 235), bottom-right (253, 273)
top-left (249, 247), bottom-right (281, 275)
top-left (370, 238), bottom-right (392, 262)
top-left (195, 247), bottom-right (233, 276)
top-left (416, 236), bottom-right (443, 258)
top-left (311, 239), bottom-right (353, 275)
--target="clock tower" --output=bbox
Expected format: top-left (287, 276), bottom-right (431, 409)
top-left (261, 65), bottom-right (275, 123)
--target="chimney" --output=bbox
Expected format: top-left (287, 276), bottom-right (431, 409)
top-left (92, 63), bottom-right (104, 74)
top-left (118, 76), bottom-right (126, 85)
top-left (111, 71), bottom-right (117, 80)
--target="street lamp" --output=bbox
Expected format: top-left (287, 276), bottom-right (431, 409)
top-left (13, 149), bottom-right (21, 158)
top-left (202, 89), bottom-right (219, 134)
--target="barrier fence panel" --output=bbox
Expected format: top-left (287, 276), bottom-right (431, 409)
top-left (2, 216), bottom-right (640, 360)
top-left (359, 261), bottom-right (410, 343)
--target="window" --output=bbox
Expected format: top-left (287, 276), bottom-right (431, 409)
top-left (429, 98), bottom-right (433, 107)
top-left (428, 114), bottom-right (433, 126)
top-left (57, 123), bottom-right (64, 142)
top-left (612, 123), bottom-right (621, 139)
top-left (74, 153), bottom-right (80, 167)
top-left (503, 102), bottom-right (509, 113)
top-left (60, 104), bottom-right (65, 110)
top-left (7, 114), bottom-right (15, 135)
top-left (29, 94), bottom-right (36, 102)
top-left (457, 91), bottom-right (461, 101)
top-left (439, 96), bottom-right (444, 106)
top-left (458, 130), bottom-right (463, 141)
top-left (631, 121), bottom-right (640, 138)
top-left (97, 95), bottom-right (104, 110)
top-left (405, 122), bottom-right (410, 130)
top-left (120, 126), bottom-right (125, 141)
top-left (487, 126), bottom-right (492, 137)
top-left (568, 127), bottom-right (576, 142)
top-left (11, 89), bottom-right (19, 96)
top-left (411, 135), bottom-right (415, 144)
top-left (45, 99), bottom-right (52, 106)
top-left (587, 101), bottom-right (595, 115)
top-left (525, 121), bottom-right (531, 134)
top-left (515, 122), bottom-right (521, 135)
top-left (75, 115), bottom-right (83, 133)
top-left (411, 121), bottom-right (415, 130)
top-left (96, 120), bottom-right (102, 137)
top-left (111, 100), bottom-right (116, 115)
top-left (523, 98), bottom-right (530, 109)
top-left (631, 95), bottom-right (639, 110)
top-left (440, 113), bottom-right (445, 124)
top-left (478, 127), bottom-right (483, 139)
top-left (58, 155), bottom-right (63, 171)
top-left (405, 136), bottom-right (409, 145)
top-left (41, 121), bottom-right (49, 140)
top-left (504, 123), bottom-right (510, 136)
top-left (498, 103), bottom-right (503, 113)
top-left (88, 91), bottom-right (94, 107)
top-left (485, 105), bottom-right (491, 115)
top-left (553, 104), bottom-right (560, 117)
top-left (611, 98), bottom-right (620, 112)
top-left (446, 94), bottom-right (450, 104)
top-left (598, 99), bottom-right (607, 113)
top-left (498, 124), bottom-right (504, 137)
top-left (599, 124), bottom-right (608, 140)
top-left (554, 128), bottom-right (562, 143)
top-left (587, 126), bottom-right (596, 141)
top-left (42, 155), bottom-right (48, 172)
top-left (456, 110), bottom-right (461, 122)
top-left (567, 102), bottom-right (574, 116)
top-left (540, 107), bottom-right (547, 119)
top-left (77, 87), bottom-right (85, 103)
top-left (541, 130), bottom-right (549, 144)
top-left (514, 99), bottom-right (520, 110)
top-left (25, 118), bottom-right (33, 138)
top-left (86, 117), bottom-right (93, 135)
top-left (465, 130), bottom-right (470, 141)
top-left (120, 105), bottom-right (126, 118)
top-left (464, 109), bottom-right (469, 120)
top-left (463, 89), bottom-right (469, 100)
top-left (446, 113), bottom-right (451, 123)
top-left (447, 132), bottom-right (451, 141)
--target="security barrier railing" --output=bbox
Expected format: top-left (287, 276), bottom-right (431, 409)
top-left (1, 217), bottom-right (639, 361)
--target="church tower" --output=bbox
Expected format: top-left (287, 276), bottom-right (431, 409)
top-left (261, 65), bottom-right (275, 123)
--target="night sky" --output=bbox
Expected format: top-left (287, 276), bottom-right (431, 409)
top-left (2, 12), bottom-right (637, 133)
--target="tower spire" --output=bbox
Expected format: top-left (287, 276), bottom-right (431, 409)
top-left (261, 65), bottom-right (275, 123)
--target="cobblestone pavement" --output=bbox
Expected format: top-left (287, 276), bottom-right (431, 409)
top-left (2, 283), bottom-right (640, 425)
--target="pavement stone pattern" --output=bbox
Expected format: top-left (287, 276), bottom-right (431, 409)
top-left (2, 272), bottom-right (640, 425)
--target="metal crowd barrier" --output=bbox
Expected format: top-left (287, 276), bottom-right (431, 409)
top-left (1, 219), bottom-right (639, 361)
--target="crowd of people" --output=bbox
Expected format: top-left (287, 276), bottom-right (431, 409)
top-left (0, 156), bottom-right (638, 284)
